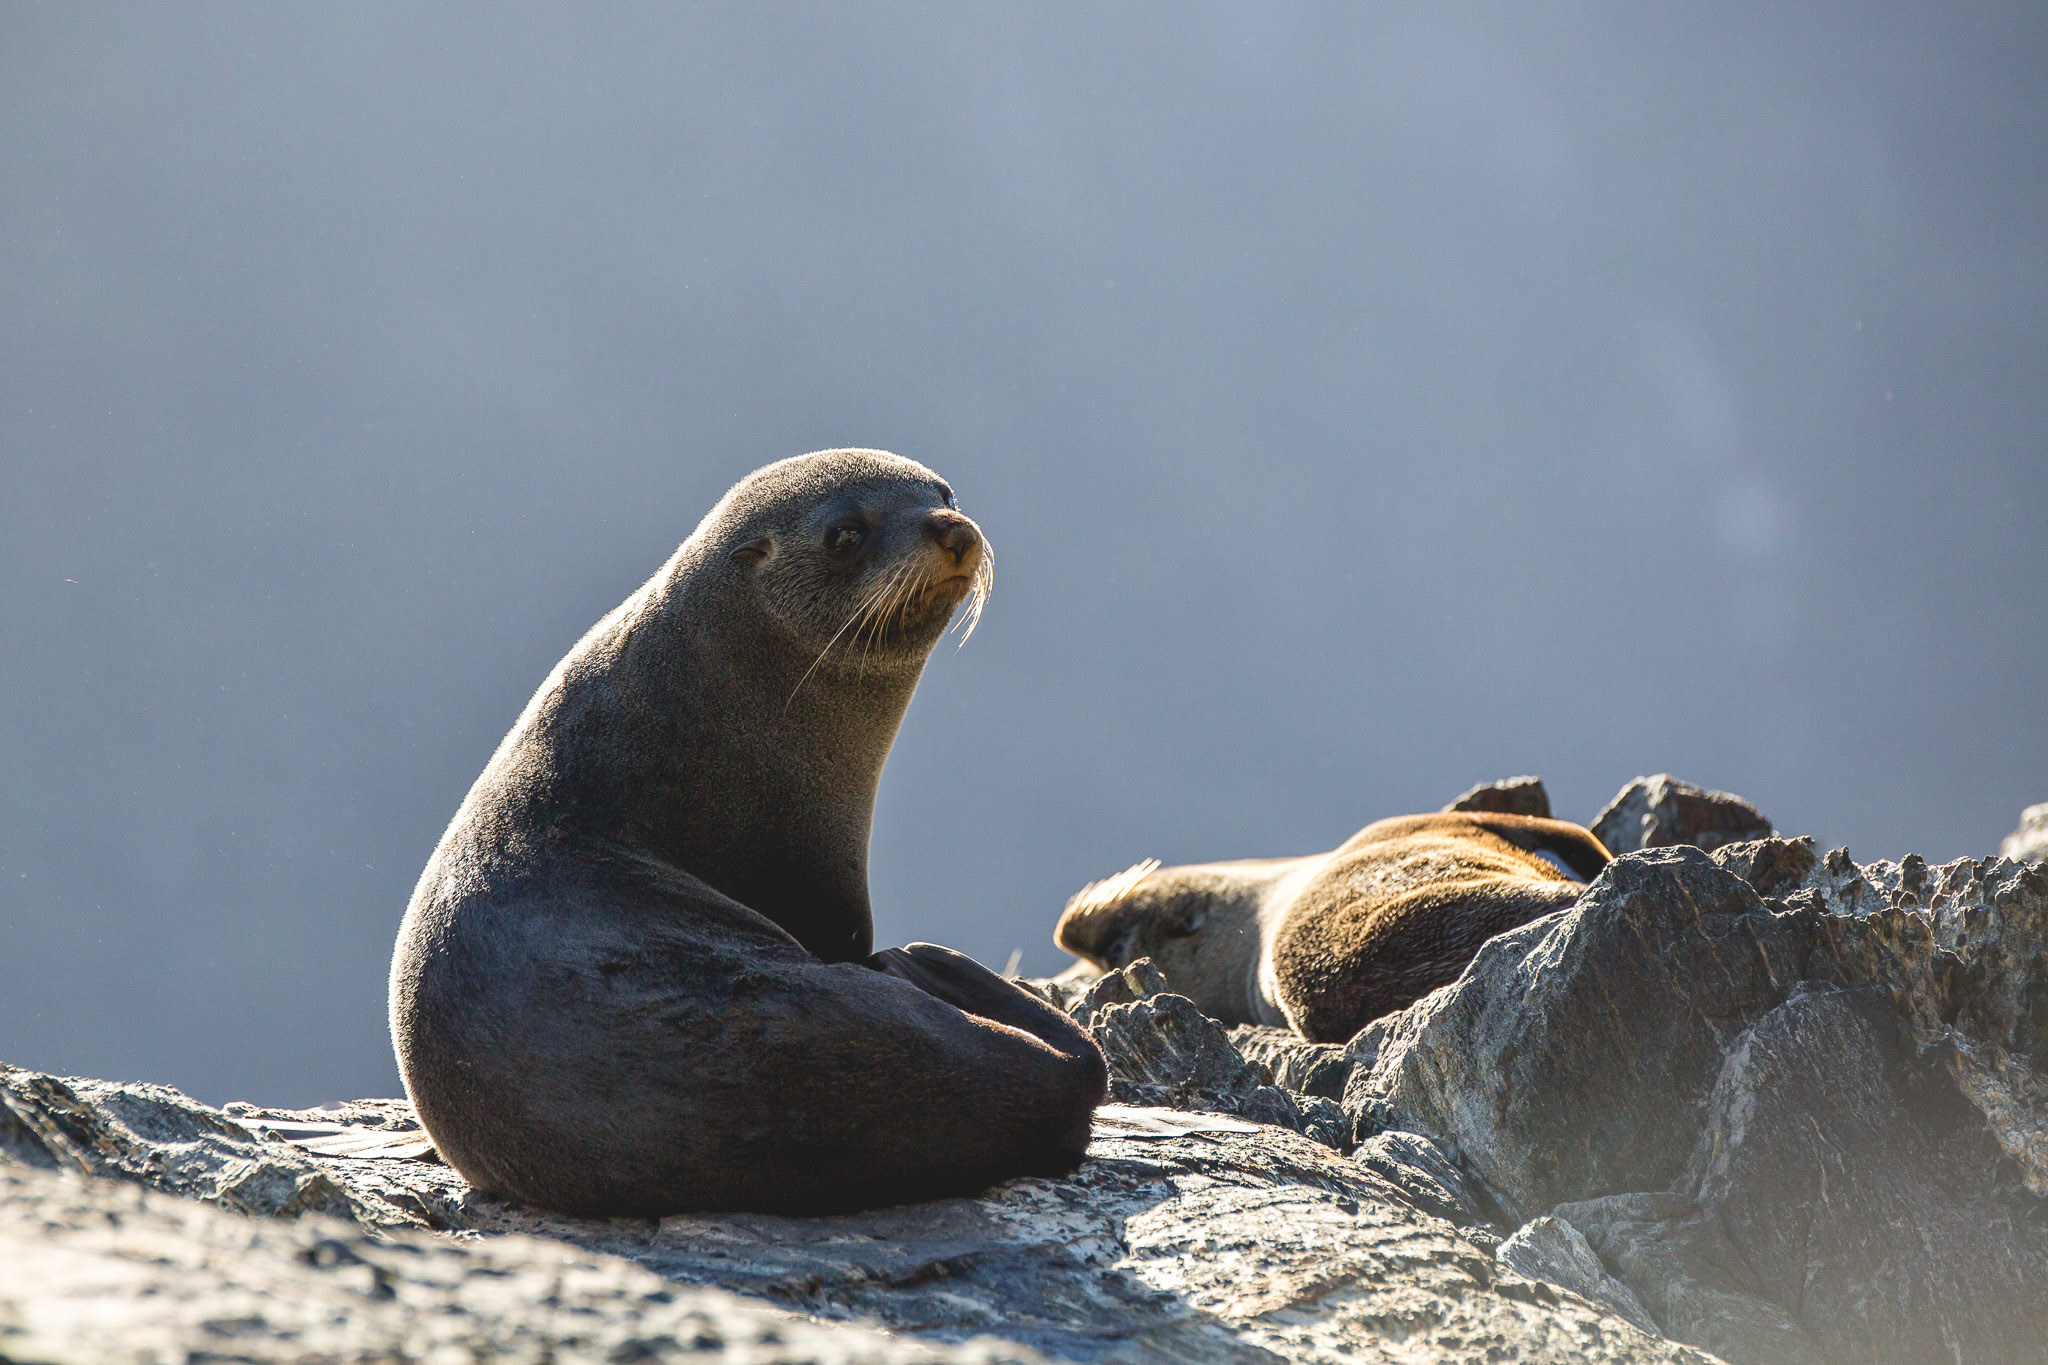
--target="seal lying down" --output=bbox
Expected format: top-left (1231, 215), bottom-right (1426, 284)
top-left (1055, 812), bottom-right (1612, 1043)
top-left (390, 450), bottom-right (1105, 1217)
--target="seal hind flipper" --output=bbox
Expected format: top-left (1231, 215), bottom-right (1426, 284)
top-left (1453, 812), bottom-right (1614, 882)
top-left (403, 877), bottom-right (1106, 1216)
top-left (869, 942), bottom-right (1106, 1063)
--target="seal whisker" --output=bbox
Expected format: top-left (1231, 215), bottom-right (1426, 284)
top-left (952, 542), bottom-right (994, 648)
top-left (853, 556), bottom-right (918, 675)
top-left (786, 562), bottom-right (905, 709)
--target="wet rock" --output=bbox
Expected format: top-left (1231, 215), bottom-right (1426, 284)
top-left (1443, 775), bottom-right (1552, 818)
top-left (2004, 801), bottom-right (2048, 863)
top-left (1496, 1215), bottom-right (1658, 1337)
top-left (1590, 775), bottom-right (1772, 854)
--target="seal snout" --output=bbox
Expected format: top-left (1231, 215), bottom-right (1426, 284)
top-left (924, 508), bottom-right (982, 571)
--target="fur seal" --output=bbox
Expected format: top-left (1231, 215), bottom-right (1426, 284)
top-left (390, 449), bottom-right (1105, 1217)
top-left (1054, 812), bottom-right (1611, 1043)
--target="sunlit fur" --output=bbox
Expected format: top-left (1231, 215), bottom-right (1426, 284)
top-left (1054, 811), bottom-right (1612, 1043)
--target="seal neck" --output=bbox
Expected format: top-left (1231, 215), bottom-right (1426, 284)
top-left (513, 554), bottom-right (925, 962)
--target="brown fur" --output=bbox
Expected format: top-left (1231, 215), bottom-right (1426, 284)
top-left (1055, 812), bottom-right (1610, 1044)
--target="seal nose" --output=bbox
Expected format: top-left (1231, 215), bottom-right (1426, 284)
top-left (925, 509), bottom-right (981, 568)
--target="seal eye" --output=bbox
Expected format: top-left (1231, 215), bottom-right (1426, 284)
top-left (938, 484), bottom-right (956, 508)
top-left (825, 524), bottom-right (865, 557)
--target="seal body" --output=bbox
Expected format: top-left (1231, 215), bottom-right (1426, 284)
top-left (1054, 812), bottom-right (1611, 1043)
top-left (391, 450), bottom-right (1104, 1217)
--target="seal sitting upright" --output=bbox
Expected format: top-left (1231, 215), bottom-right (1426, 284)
top-left (390, 449), bottom-right (1105, 1217)
top-left (1054, 813), bottom-right (1611, 1043)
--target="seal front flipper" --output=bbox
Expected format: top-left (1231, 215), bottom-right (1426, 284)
top-left (869, 943), bottom-right (1104, 1065)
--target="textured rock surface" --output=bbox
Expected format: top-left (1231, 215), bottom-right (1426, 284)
top-left (1443, 775), bottom-right (1552, 818)
top-left (1341, 841), bottom-right (2048, 1365)
top-left (2004, 800), bottom-right (2048, 864)
top-left (1089, 990), bottom-right (1349, 1147)
top-left (0, 1062), bottom-right (1704, 1365)
top-left (1496, 1217), bottom-right (1656, 1338)
top-left (0, 1162), bottom-right (1033, 1365)
top-left (1589, 775), bottom-right (1771, 854)
top-left (12, 806), bottom-right (2046, 1364)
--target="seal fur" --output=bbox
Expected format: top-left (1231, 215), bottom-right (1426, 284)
top-left (1054, 812), bottom-right (1611, 1043)
top-left (390, 449), bottom-right (1104, 1216)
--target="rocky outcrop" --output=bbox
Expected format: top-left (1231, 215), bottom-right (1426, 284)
top-left (1588, 775), bottom-right (1771, 854)
top-left (0, 1161), bottom-right (1028, 1365)
top-left (2005, 801), bottom-right (2048, 864)
top-left (0, 1064), bottom-right (1703, 1365)
top-left (7, 776), bottom-right (2043, 1365)
top-left (1336, 840), bottom-right (2048, 1365)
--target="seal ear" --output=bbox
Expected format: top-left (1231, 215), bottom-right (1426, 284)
top-left (729, 536), bottom-right (773, 564)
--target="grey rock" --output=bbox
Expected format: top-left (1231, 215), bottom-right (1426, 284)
top-left (1350, 1130), bottom-right (1497, 1236)
top-left (1556, 1193), bottom-right (1828, 1365)
top-left (1779, 845), bottom-right (2048, 1194)
top-left (2004, 801), bottom-right (2048, 864)
top-left (1496, 1216), bottom-right (1658, 1337)
top-left (1069, 957), bottom-right (1172, 1028)
top-left (1678, 983), bottom-right (2048, 1363)
top-left (0, 1068), bottom-right (1703, 1365)
top-left (1705, 834), bottom-right (1821, 899)
top-left (1090, 992), bottom-right (1347, 1148)
top-left (1342, 840), bottom-right (2048, 1364)
top-left (1590, 775), bottom-right (1772, 854)
top-left (0, 1162), bottom-right (1033, 1365)
top-left (1443, 775), bottom-right (1552, 818)
top-left (1342, 848), bottom-right (1812, 1218)
top-left (1226, 1024), bottom-right (1353, 1100)
top-left (0, 1063), bottom-right (356, 1220)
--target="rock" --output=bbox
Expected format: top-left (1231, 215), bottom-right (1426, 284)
top-left (0, 1067), bottom-right (1703, 1365)
top-left (1684, 984), bottom-right (2043, 1364)
top-left (1350, 1130), bottom-right (1498, 1237)
top-left (2002, 801), bottom-right (2048, 864)
top-left (1342, 848), bottom-right (1812, 1218)
top-left (0, 1064), bottom-right (356, 1220)
top-left (1553, 1193), bottom-right (1827, 1365)
top-left (1443, 775), bottom-right (1552, 818)
top-left (1090, 993), bottom-right (1348, 1148)
top-left (19, 825), bottom-right (2045, 1365)
top-left (1226, 1024), bottom-right (1353, 1100)
top-left (1340, 842), bottom-right (2048, 1364)
top-left (1589, 775), bottom-right (1772, 854)
top-left (0, 1162), bottom-right (1031, 1365)
top-left (1496, 1216), bottom-right (1658, 1337)
top-left (1776, 844), bottom-right (2048, 1194)
top-left (1068, 957), bottom-right (1172, 1028)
